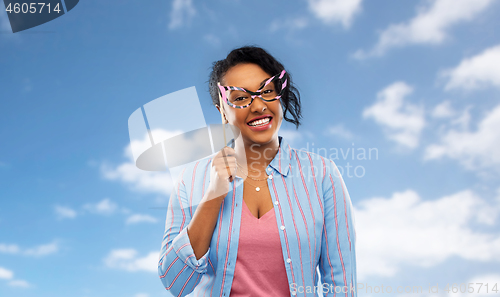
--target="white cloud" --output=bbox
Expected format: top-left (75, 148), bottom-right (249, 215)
top-left (270, 17), bottom-right (309, 32)
top-left (126, 214), bottom-right (158, 225)
top-left (447, 274), bottom-right (500, 297)
top-left (442, 44), bottom-right (500, 90)
top-left (102, 161), bottom-right (173, 196)
top-left (22, 77), bottom-right (32, 93)
top-left (355, 189), bottom-right (500, 280)
top-left (0, 267), bottom-right (30, 288)
top-left (54, 205), bottom-right (77, 219)
top-left (57, 200), bottom-right (134, 221)
top-left (325, 124), bottom-right (354, 139)
top-left (0, 243), bottom-right (20, 254)
top-left (450, 106), bottom-right (472, 130)
top-left (425, 104), bottom-right (500, 171)
top-left (0, 242), bottom-right (58, 257)
top-left (307, 0), bottom-right (362, 28)
top-left (104, 249), bottom-right (157, 273)
top-left (363, 82), bottom-right (425, 149)
top-left (168, 0), bottom-right (196, 30)
top-left (83, 198), bottom-right (118, 215)
top-left (23, 242), bottom-right (59, 257)
top-left (353, 0), bottom-right (494, 59)
top-left (0, 267), bottom-right (13, 279)
top-left (8, 279), bottom-right (30, 288)
top-left (128, 128), bottom-right (183, 167)
top-left (279, 129), bottom-right (303, 145)
top-left (203, 34), bottom-right (220, 47)
top-left (103, 130), bottom-right (175, 196)
top-left (432, 100), bottom-right (455, 118)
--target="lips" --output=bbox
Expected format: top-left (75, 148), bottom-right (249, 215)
top-left (247, 115), bottom-right (273, 126)
top-left (246, 116), bottom-right (273, 132)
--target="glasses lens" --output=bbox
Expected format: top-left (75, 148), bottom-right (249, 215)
top-left (225, 88), bottom-right (252, 107)
top-left (261, 81), bottom-right (280, 100)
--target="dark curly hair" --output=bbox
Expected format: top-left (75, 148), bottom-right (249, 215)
top-left (208, 46), bottom-right (302, 129)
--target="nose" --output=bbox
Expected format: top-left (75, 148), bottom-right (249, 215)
top-left (250, 95), bottom-right (268, 112)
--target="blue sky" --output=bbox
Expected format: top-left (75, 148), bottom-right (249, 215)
top-left (1, 0), bottom-right (500, 296)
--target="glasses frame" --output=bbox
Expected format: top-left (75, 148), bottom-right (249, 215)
top-left (217, 70), bottom-right (288, 109)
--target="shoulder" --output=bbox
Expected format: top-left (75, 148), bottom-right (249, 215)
top-left (172, 154), bottom-right (215, 190)
top-left (289, 147), bottom-right (338, 178)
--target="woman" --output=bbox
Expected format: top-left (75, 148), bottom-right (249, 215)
top-left (158, 46), bottom-right (357, 297)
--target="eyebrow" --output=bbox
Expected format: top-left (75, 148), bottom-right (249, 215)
top-left (258, 76), bottom-right (272, 89)
top-left (222, 75), bottom-right (274, 89)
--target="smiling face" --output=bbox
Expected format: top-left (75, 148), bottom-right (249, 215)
top-left (218, 63), bottom-right (283, 147)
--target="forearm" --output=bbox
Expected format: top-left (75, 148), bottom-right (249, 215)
top-left (187, 190), bottom-right (225, 260)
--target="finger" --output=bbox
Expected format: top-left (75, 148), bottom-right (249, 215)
top-left (215, 147), bottom-right (235, 162)
top-left (220, 149), bottom-right (232, 177)
top-left (214, 155), bottom-right (236, 164)
top-left (225, 147), bottom-right (236, 156)
top-left (221, 146), bottom-right (236, 157)
top-left (231, 164), bottom-right (238, 178)
top-left (225, 163), bottom-right (237, 174)
top-left (221, 150), bottom-right (237, 169)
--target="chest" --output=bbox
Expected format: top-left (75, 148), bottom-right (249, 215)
top-left (242, 180), bottom-right (274, 219)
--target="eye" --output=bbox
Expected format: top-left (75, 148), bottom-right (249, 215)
top-left (230, 94), bottom-right (250, 101)
top-left (228, 90), bottom-right (250, 102)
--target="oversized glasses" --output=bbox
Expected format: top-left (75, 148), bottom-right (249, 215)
top-left (217, 70), bottom-right (288, 109)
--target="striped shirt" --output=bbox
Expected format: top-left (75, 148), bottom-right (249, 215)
top-left (158, 136), bottom-right (357, 297)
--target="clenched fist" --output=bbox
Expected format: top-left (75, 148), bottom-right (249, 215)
top-left (205, 146), bottom-right (238, 201)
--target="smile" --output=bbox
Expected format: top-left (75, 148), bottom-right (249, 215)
top-left (248, 117), bottom-right (271, 126)
top-left (246, 116), bottom-right (273, 131)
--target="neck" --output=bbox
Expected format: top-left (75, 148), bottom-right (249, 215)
top-left (233, 136), bottom-right (280, 173)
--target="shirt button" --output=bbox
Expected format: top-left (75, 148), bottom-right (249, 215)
top-left (286, 258), bottom-right (291, 263)
top-left (274, 201), bottom-right (279, 205)
top-left (291, 290), bottom-right (297, 295)
top-left (280, 225), bottom-right (285, 230)
top-left (268, 175), bottom-right (273, 179)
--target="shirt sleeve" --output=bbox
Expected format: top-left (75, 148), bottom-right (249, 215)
top-left (319, 160), bottom-right (357, 297)
top-left (158, 177), bottom-right (210, 297)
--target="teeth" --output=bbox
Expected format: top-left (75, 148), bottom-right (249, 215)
top-left (249, 117), bottom-right (270, 126)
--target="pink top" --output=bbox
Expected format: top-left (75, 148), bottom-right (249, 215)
top-left (229, 199), bottom-right (290, 297)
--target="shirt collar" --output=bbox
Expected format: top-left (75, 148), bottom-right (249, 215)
top-left (268, 135), bottom-right (292, 176)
